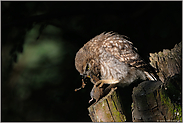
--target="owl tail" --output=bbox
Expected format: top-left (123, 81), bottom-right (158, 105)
top-left (144, 71), bottom-right (157, 81)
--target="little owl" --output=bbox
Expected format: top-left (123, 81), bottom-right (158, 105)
top-left (75, 31), bottom-right (157, 104)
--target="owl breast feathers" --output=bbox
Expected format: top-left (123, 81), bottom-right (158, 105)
top-left (75, 31), bottom-right (157, 88)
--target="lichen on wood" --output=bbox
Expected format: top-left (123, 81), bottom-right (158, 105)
top-left (88, 42), bottom-right (182, 122)
top-left (88, 87), bottom-right (126, 122)
top-left (149, 42), bottom-right (182, 83)
top-left (132, 42), bottom-right (182, 122)
top-left (132, 81), bottom-right (164, 121)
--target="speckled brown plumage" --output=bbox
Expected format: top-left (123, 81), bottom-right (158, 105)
top-left (75, 31), bottom-right (157, 104)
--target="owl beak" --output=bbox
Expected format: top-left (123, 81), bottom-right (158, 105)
top-left (82, 74), bottom-right (90, 79)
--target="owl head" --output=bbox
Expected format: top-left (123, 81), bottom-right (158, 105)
top-left (75, 48), bottom-right (88, 74)
top-left (75, 43), bottom-right (100, 84)
top-left (75, 31), bottom-right (112, 76)
top-left (75, 31), bottom-right (133, 84)
top-left (75, 48), bottom-right (92, 83)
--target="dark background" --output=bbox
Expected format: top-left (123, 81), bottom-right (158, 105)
top-left (1, 1), bottom-right (182, 121)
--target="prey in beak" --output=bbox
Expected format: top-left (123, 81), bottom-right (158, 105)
top-left (75, 74), bottom-right (90, 91)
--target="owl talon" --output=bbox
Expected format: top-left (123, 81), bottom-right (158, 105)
top-left (95, 80), bottom-right (119, 87)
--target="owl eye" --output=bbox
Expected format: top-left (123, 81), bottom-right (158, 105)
top-left (85, 64), bottom-right (90, 71)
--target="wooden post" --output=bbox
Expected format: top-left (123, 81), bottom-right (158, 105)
top-left (88, 87), bottom-right (126, 122)
top-left (88, 42), bottom-right (182, 122)
top-left (132, 42), bottom-right (182, 122)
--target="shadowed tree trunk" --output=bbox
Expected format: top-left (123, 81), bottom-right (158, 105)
top-left (88, 42), bottom-right (182, 122)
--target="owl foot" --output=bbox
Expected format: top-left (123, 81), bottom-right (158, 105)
top-left (95, 79), bottom-right (119, 86)
top-left (94, 80), bottom-right (104, 88)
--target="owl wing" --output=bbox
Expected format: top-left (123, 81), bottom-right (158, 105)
top-left (100, 32), bottom-right (157, 81)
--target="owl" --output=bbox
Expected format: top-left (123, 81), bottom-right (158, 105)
top-left (75, 31), bottom-right (157, 103)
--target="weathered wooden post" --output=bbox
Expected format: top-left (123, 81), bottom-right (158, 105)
top-left (88, 42), bottom-right (182, 122)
